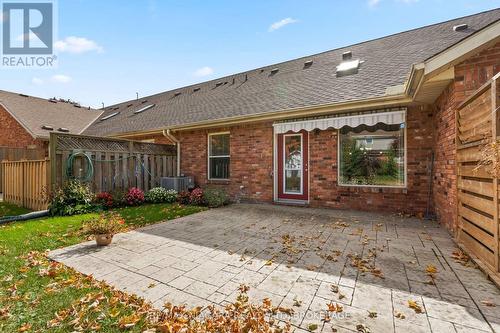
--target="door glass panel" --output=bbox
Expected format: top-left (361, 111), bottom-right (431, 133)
top-left (284, 135), bottom-right (302, 193)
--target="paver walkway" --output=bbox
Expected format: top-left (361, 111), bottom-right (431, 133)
top-left (49, 204), bottom-right (500, 333)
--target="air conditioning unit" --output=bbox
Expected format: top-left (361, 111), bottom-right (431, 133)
top-left (160, 176), bottom-right (194, 193)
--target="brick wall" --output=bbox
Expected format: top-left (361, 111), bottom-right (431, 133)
top-left (177, 121), bottom-right (274, 202)
top-left (155, 106), bottom-right (435, 215)
top-left (433, 42), bottom-right (500, 232)
top-left (0, 105), bottom-right (44, 149)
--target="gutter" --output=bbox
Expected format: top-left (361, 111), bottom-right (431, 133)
top-left (162, 129), bottom-right (181, 177)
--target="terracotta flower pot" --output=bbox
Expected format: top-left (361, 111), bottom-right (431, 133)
top-left (95, 234), bottom-right (113, 246)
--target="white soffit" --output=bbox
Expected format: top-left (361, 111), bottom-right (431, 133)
top-left (273, 109), bottom-right (406, 134)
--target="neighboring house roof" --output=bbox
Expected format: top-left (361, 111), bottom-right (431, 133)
top-left (0, 90), bottom-right (103, 139)
top-left (80, 9), bottom-right (497, 136)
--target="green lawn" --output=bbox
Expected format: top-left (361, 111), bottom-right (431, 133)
top-left (0, 202), bottom-right (31, 218)
top-left (0, 203), bottom-right (206, 332)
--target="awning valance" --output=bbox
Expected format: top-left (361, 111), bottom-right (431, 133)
top-left (273, 109), bottom-right (406, 134)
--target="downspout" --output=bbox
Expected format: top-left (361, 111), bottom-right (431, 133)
top-left (163, 129), bottom-right (181, 177)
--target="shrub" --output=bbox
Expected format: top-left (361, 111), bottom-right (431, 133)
top-left (83, 212), bottom-right (125, 235)
top-left (190, 188), bottom-right (204, 205)
top-left (145, 187), bottom-right (178, 203)
top-left (124, 187), bottom-right (145, 206)
top-left (95, 192), bottom-right (114, 209)
top-left (48, 180), bottom-right (94, 216)
top-left (178, 191), bottom-right (191, 205)
top-left (111, 190), bottom-right (126, 207)
top-left (203, 188), bottom-right (230, 208)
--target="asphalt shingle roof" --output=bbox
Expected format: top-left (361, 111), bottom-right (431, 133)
top-left (83, 9), bottom-right (500, 137)
top-left (0, 90), bottom-right (103, 139)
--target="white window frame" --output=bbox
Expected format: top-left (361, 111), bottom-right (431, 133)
top-left (337, 124), bottom-right (407, 188)
top-left (208, 132), bottom-right (230, 181)
top-left (282, 133), bottom-right (304, 195)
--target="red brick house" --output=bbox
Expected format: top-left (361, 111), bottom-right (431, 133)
top-left (0, 90), bottom-right (102, 152)
top-left (82, 9), bottom-right (500, 230)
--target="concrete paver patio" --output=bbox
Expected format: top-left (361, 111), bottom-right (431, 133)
top-left (49, 204), bottom-right (500, 332)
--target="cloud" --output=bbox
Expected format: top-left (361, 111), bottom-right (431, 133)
top-left (368, 0), bottom-right (381, 6)
top-left (51, 74), bottom-right (72, 83)
top-left (32, 77), bottom-right (44, 85)
top-left (269, 18), bottom-right (298, 32)
top-left (54, 36), bottom-right (103, 54)
top-left (193, 66), bottom-right (214, 77)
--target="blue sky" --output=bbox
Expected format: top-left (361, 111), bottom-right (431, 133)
top-left (1, 0), bottom-right (498, 108)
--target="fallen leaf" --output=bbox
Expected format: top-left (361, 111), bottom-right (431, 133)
top-left (308, 323), bottom-right (318, 331)
top-left (481, 300), bottom-right (496, 307)
top-left (368, 311), bottom-right (377, 318)
top-left (408, 300), bottom-right (424, 314)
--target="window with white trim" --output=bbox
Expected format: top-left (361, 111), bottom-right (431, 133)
top-left (339, 123), bottom-right (405, 187)
top-left (208, 133), bottom-right (230, 180)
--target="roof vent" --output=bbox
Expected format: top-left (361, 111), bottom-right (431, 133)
top-left (215, 82), bottom-right (224, 87)
top-left (57, 127), bottom-right (69, 133)
top-left (174, 92), bottom-right (182, 97)
top-left (303, 60), bottom-right (313, 68)
top-left (134, 104), bottom-right (155, 114)
top-left (193, 87), bottom-right (201, 92)
top-left (342, 51), bottom-right (352, 61)
top-left (126, 103), bottom-right (133, 108)
top-left (19, 94), bottom-right (29, 98)
top-left (141, 100), bottom-right (148, 104)
top-left (336, 59), bottom-right (360, 77)
top-left (100, 112), bottom-right (120, 121)
top-left (453, 24), bottom-right (468, 32)
top-left (270, 68), bottom-right (279, 76)
top-left (41, 125), bottom-right (53, 130)
top-left (48, 98), bottom-right (57, 104)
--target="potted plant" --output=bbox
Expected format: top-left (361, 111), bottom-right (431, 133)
top-left (83, 212), bottom-right (125, 246)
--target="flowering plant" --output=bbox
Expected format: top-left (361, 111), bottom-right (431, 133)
top-left (95, 192), bottom-right (114, 209)
top-left (145, 187), bottom-right (178, 203)
top-left (125, 187), bottom-right (145, 206)
top-left (190, 188), bottom-right (205, 205)
top-left (83, 212), bottom-right (125, 235)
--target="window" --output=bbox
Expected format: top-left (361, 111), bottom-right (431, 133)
top-left (208, 133), bottom-right (230, 180)
top-left (339, 123), bottom-right (405, 187)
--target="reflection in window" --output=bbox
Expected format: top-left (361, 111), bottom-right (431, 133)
top-left (208, 133), bottom-right (230, 179)
top-left (284, 135), bottom-right (302, 193)
top-left (339, 123), bottom-right (405, 186)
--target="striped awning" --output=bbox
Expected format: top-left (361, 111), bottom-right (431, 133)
top-left (273, 109), bottom-right (406, 134)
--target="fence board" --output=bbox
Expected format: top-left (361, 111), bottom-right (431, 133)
top-left (456, 73), bottom-right (500, 279)
top-left (2, 159), bottom-right (50, 210)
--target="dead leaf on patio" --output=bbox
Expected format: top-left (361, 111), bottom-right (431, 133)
top-left (356, 324), bottom-right (370, 333)
top-left (338, 293), bottom-right (346, 300)
top-left (451, 250), bottom-right (473, 267)
top-left (265, 259), bottom-right (273, 266)
top-left (306, 265), bottom-right (317, 271)
top-left (308, 323), bottom-right (318, 331)
top-left (425, 264), bottom-right (437, 275)
top-left (394, 311), bottom-right (406, 319)
top-left (481, 300), bottom-right (496, 307)
top-left (331, 284), bottom-right (339, 293)
top-left (368, 311), bottom-right (377, 318)
top-left (408, 300), bottom-right (424, 314)
top-left (148, 282), bottom-right (156, 288)
top-left (327, 302), bottom-right (343, 313)
top-left (293, 297), bottom-right (302, 307)
top-left (239, 284), bottom-right (250, 293)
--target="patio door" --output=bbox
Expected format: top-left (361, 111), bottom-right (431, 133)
top-left (277, 131), bottom-right (309, 201)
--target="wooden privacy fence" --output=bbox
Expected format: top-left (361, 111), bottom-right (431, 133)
top-left (456, 72), bottom-right (500, 281)
top-left (50, 133), bottom-right (177, 193)
top-left (0, 146), bottom-right (46, 192)
top-left (1, 159), bottom-right (50, 211)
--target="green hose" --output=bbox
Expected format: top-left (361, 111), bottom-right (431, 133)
top-left (66, 151), bottom-right (94, 182)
